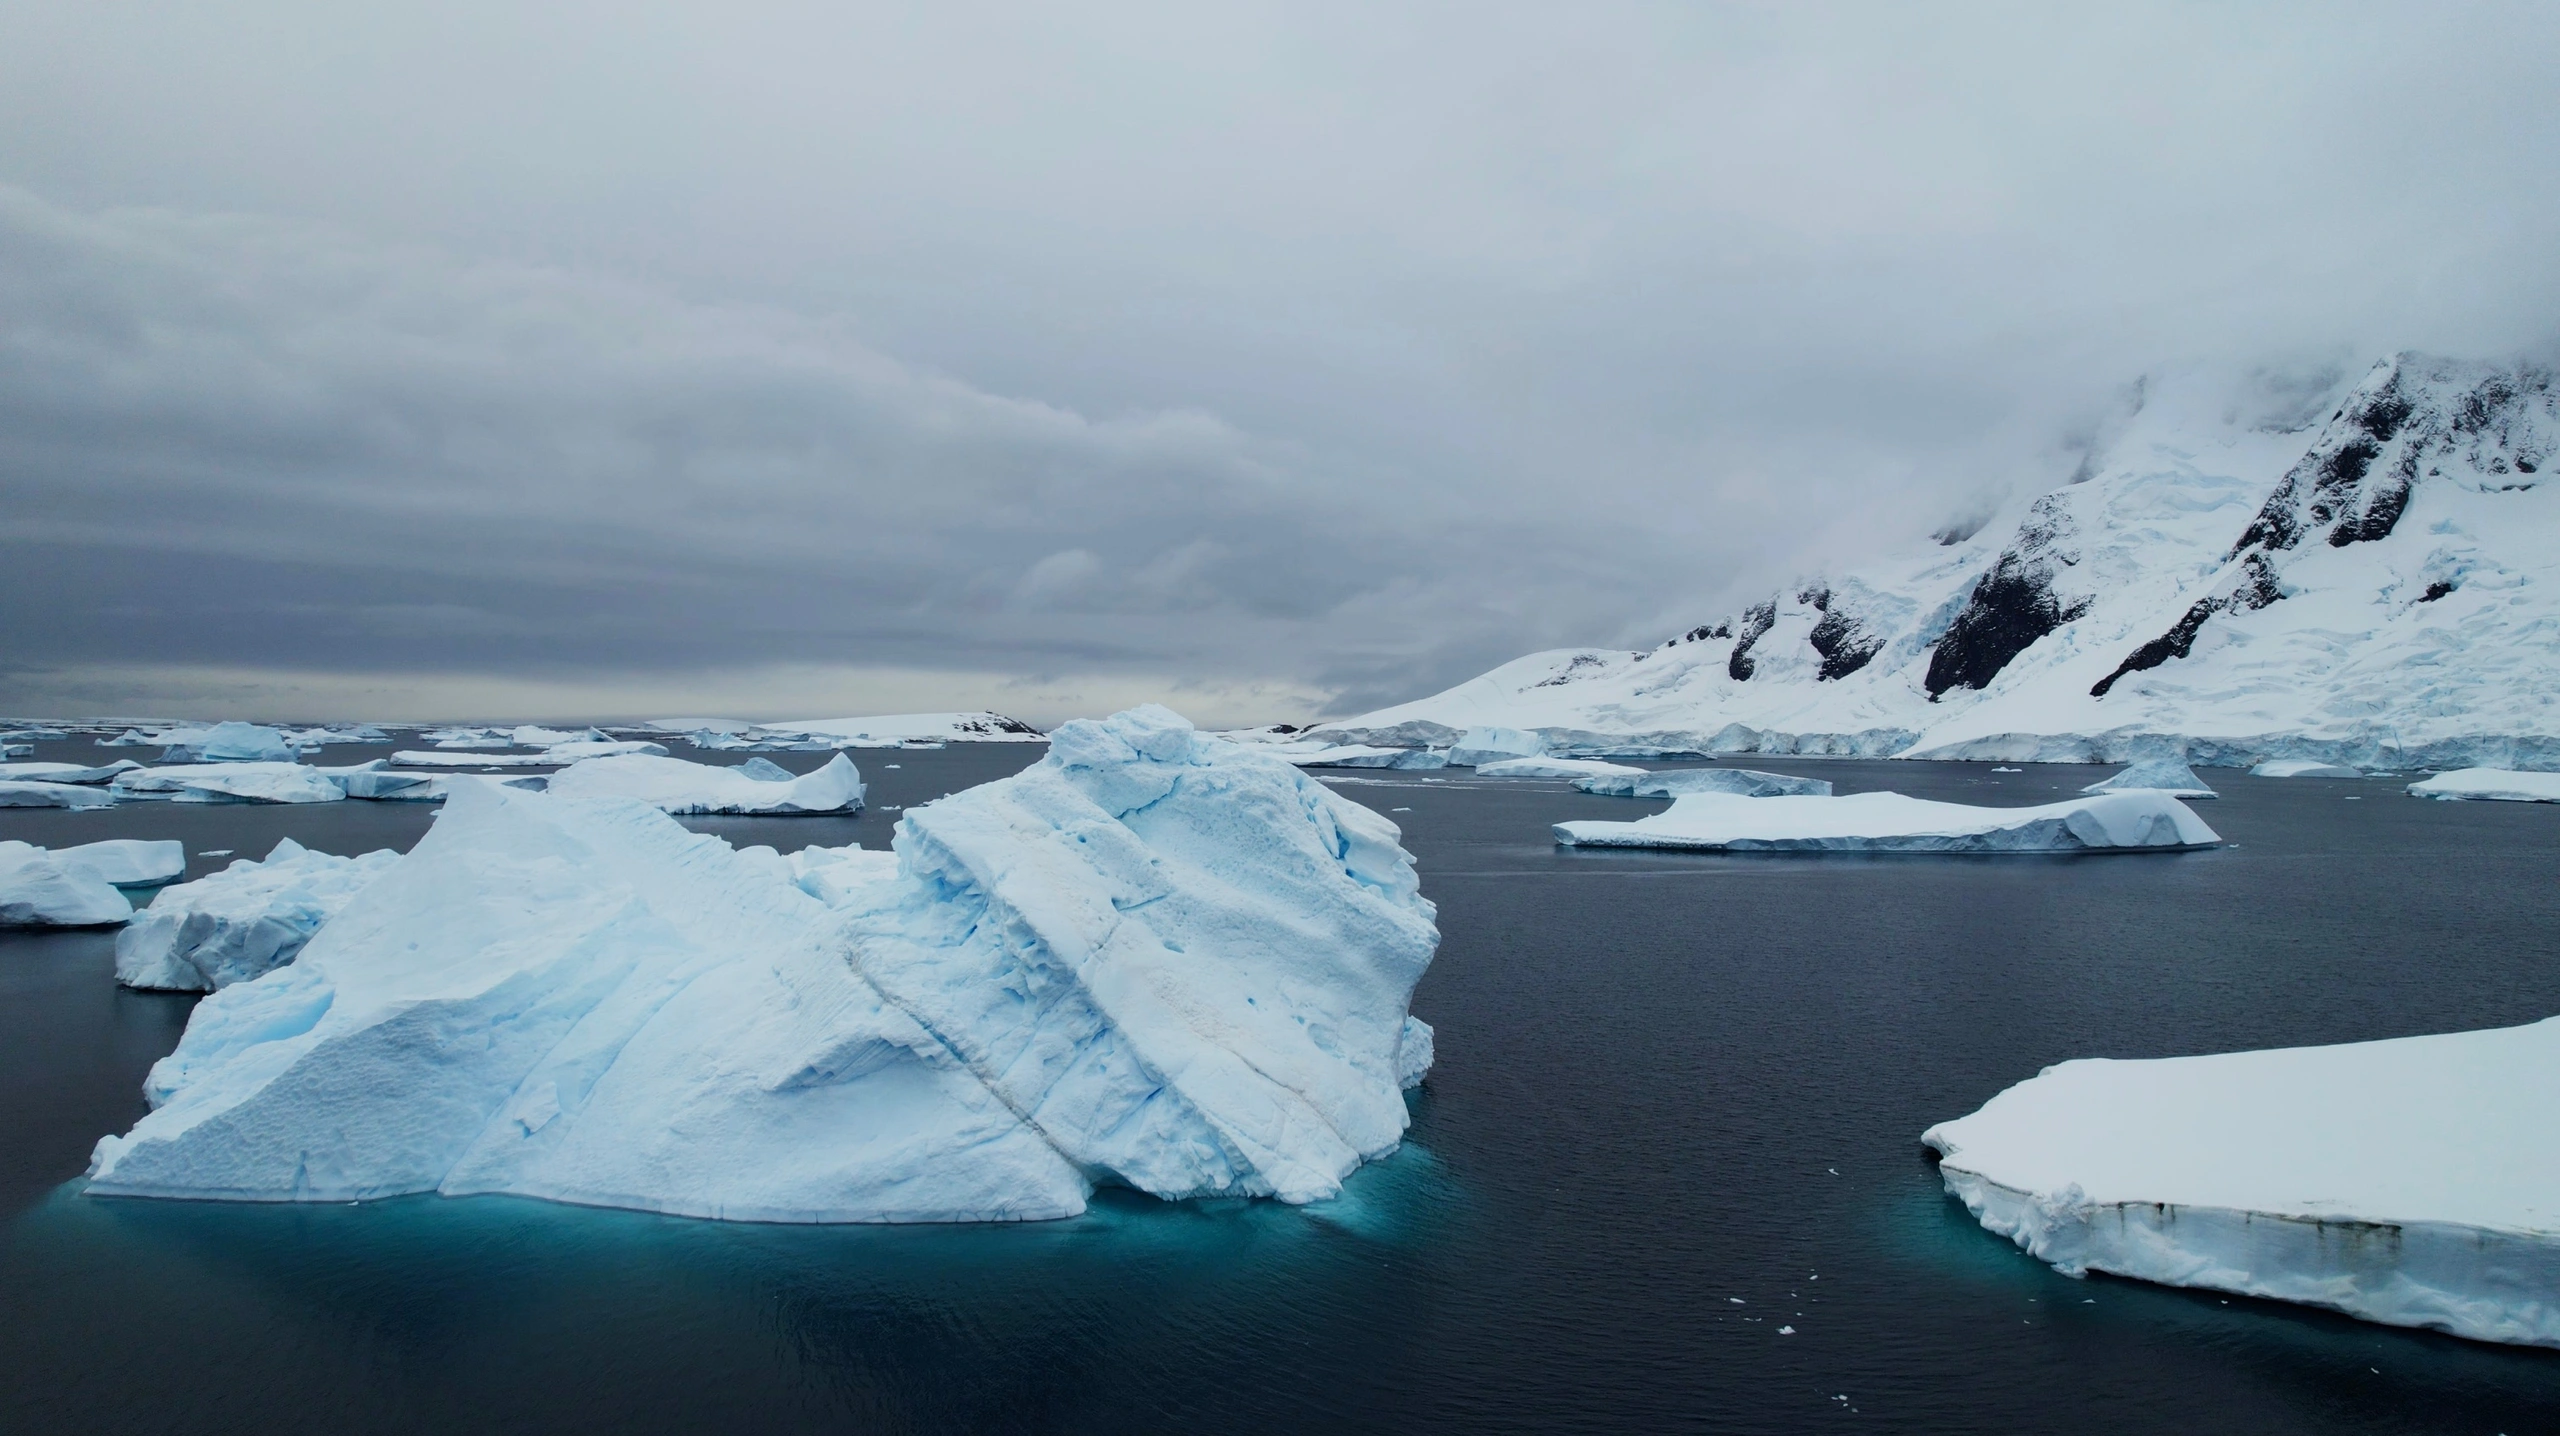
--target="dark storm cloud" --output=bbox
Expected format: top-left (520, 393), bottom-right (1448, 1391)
top-left (2, 2), bottom-right (2557, 720)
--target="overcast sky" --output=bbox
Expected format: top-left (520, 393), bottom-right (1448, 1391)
top-left (4, 2), bottom-right (2557, 725)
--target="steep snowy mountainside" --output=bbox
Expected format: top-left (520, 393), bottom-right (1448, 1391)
top-left (1317, 355), bottom-right (2560, 767)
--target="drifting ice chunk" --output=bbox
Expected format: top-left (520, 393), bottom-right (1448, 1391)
top-left (2082, 757), bottom-right (2218, 799)
top-left (2406, 768), bottom-right (2560, 803)
top-left (2252, 759), bottom-right (2361, 779)
top-left (1446, 726), bottom-right (1544, 767)
top-left (546, 753), bottom-right (864, 815)
top-left (56, 840), bottom-right (187, 887)
top-left (0, 842), bottom-right (134, 927)
top-left (512, 725), bottom-right (609, 747)
top-left (1923, 1017), bottom-right (2560, 1349)
top-left (1573, 768), bottom-right (1833, 798)
top-left (392, 750), bottom-right (568, 768)
top-left (0, 780), bottom-right (118, 810)
top-left (1553, 790), bottom-right (2219, 853)
top-left (160, 722), bottom-right (296, 764)
top-left (1473, 757), bottom-right (1646, 780)
top-left (785, 842), bottom-right (901, 907)
top-left (113, 763), bottom-right (345, 805)
top-left (543, 739), bottom-right (669, 761)
top-left (0, 760), bottom-right (141, 785)
top-left (85, 706), bottom-right (1438, 1223)
top-left (734, 757), bottom-right (795, 782)
top-left (115, 838), bottom-right (400, 992)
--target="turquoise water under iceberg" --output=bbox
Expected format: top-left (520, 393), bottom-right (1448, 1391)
top-left (5, 740), bottom-right (2559, 1432)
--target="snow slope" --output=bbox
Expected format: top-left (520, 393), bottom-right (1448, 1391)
top-left (1317, 355), bottom-right (2560, 770)
top-left (1924, 1017), bottom-right (2560, 1348)
top-left (545, 753), bottom-right (864, 815)
top-left (85, 708), bottom-right (1438, 1222)
top-left (0, 842), bottom-right (133, 926)
top-left (1553, 791), bottom-right (2219, 853)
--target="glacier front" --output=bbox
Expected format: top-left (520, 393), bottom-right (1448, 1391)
top-left (84, 708), bottom-right (1439, 1222)
top-left (1923, 1018), bottom-right (2560, 1348)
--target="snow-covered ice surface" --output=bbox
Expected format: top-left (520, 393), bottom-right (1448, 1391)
top-left (2083, 757), bottom-right (2218, 799)
top-left (116, 839), bottom-right (401, 992)
top-left (1923, 1017), bottom-right (2560, 1348)
top-left (2254, 759), bottom-right (2363, 778)
top-left (1472, 757), bottom-right (1646, 781)
top-left (112, 763), bottom-right (346, 804)
top-left (1554, 791), bottom-right (2220, 853)
top-left (1446, 727), bottom-right (1544, 767)
top-left (54, 840), bottom-right (186, 887)
top-left (1572, 768), bottom-right (1834, 798)
top-left (655, 712), bottom-right (1046, 746)
top-left (539, 740), bottom-right (669, 762)
top-left (545, 753), bottom-right (865, 815)
top-left (1314, 356), bottom-right (2560, 771)
top-left (0, 760), bottom-right (141, 785)
top-left (391, 750), bottom-right (569, 768)
top-left (0, 780), bottom-right (118, 809)
top-left (83, 708), bottom-right (1439, 1222)
top-left (0, 841), bottom-right (133, 926)
top-left (2406, 768), bottom-right (2560, 803)
top-left (155, 722), bottom-right (296, 764)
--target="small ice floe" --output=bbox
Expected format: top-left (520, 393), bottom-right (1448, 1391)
top-left (0, 841), bottom-right (134, 927)
top-left (155, 722), bottom-right (296, 764)
top-left (1991, 766), bottom-right (2022, 773)
top-left (1445, 726), bottom-right (1544, 767)
top-left (2250, 759), bottom-right (2361, 779)
top-left (1924, 1017), bottom-right (2560, 1348)
top-left (1574, 768), bottom-right (1832, 799)
top-left (51, 840), bottom-right (187, 887)
top-left (2081, 757), bottom-right (2217, 799)
top-left (116, 838), bottom-right (399, 992)
top-left (544, 752), bottom-right (865, 815)
top-left (2405, 768), bottom-right (2560, 804)
top-left (0, 779), bottom-right (119, 810)
top-left (0, 760), bottom-right (142, 786)
top-left (1473, 757), bottom-right (1646, 781)
top-left (1553, 791), bottom-right (2219, 853)
top-left (113, 763), bottom-right (345, 805)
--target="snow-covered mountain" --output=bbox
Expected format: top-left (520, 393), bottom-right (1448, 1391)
top-left (1315, 354), bottom-right (2560, 769)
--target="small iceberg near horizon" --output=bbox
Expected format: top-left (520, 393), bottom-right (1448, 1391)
top-left (2405, 768), bottom-right (2560, 804)
top-left (1552, 790), bottom-right (2218, 853)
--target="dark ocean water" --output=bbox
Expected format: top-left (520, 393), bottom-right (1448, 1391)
top-left (4, 738), bottom-right (2558, 1433)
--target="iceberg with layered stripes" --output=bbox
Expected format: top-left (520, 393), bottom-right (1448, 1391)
top-left (84, 707), bottom-right (1439, 1223)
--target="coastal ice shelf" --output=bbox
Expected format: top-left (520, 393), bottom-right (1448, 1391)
top-left (1924, 1017), bottom-right (2560, 1348)
top-left (1307, 353), bottom-right (2560, 772)
top-left (85, 708), bottom-right (1440, 1224)
top-left (1553, 791), bottom-right (2220, 853)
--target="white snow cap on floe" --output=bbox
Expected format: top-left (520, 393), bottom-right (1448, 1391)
top-left (116, 838), bottom-right (399, 992)
top-left (2082, 757), bottom-right (2217, 799)
top-left (1472, 757), bottom-right (1645, 780)
top-left (158, 722), bottom-right (295, 764)
top-left (545, 752), bottom-right (864, 815)
top-left (2252, 759), bottom-right (2362, 779)
top-left (85, 707), bottom-right (1440, 1222)
top-left (0, 841), bottom-right (133, 927)
top-left (2405, 768), bottom-right (2560, 803)
top-left (0, 779), bottom-right (119, 809)
top-left (1446, 726), bottom-right (1544, 767)
top-left (1573, 768), bottom-right (1833, 799)
top-left (112, 763), bottom-right (345, 805)
top-left (1924, 1016), bottom-right (2560, 1348)
top-left (54, 839), bottom-right (186, 887)
top-left (0, 760), bottom-right (142, 785)
top-left (1553, 790), bottom-right (2219, 853)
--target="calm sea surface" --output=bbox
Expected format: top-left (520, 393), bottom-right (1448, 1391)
top-left (5, 737), bottom-right (2558, 1433)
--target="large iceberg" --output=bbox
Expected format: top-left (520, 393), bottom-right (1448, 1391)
top-left (0, 760), bottom-right (142, 785)
top-left (1471, 757), bottom-right (1646, 781)
top-left (545, 753), bottom-right (864, 815)
top-left (1572, 767), bottom-right (1833, 799)
top-left (55, 839), bottom-right (187, 887)
top-left (1553, 790), bottom-right (2219, 853)
top-left (159, 722), bottom-right (296, 764)
top-left (2082, 756), bottom-right (2217, 799)
top-left (2406, 768), bottom-right (2560, 803)
top-left (0, 841), bottom-right (133, 927)
top-left (84, 708), bottom-right (1439, 1222)
top-left (111, 762), bottom-right (345, 804)
top-left (2252, 759), bottom-right (2362, 779)
top-left (1923, 1017), bottom-right (2560, 1348)
top-left (116, 838), bottom-right (400, 992)
top-left (1445, 726), bottom-right (1544, 767)
top-left (0, 780), bottom-right (118, 810)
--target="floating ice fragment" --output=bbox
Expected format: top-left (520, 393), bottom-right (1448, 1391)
top-left (116, 838), bottom-right (400, 992)
top-left (2082, 757), bottom-right (2217, 799)
top-left (2405, 768), bottom-right (2560, 803)
top-left (546, 752), bottom-right (864, 814)
top-left (1554, 790), bottom-right (2218, 853)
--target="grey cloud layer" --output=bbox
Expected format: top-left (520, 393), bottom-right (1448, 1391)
top-left (3, 3), bottom-right (2557, 719)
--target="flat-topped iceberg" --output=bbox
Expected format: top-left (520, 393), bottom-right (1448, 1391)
top-left (0, 779), bottom-right (118, 809)
top-left (158, 722), bottom-right (296, 764)
top-left (1446, 726), bottom-right (1543, 767)
top-left (1472, 757), bottom-right (1646, 781)
top-left (112, 762), bottom-right (345, 805)
top-left (2082, 756), bottom-right (2217, 799)
top-left (85, 708), bottom-right (1438, 1221)
top-left (55, 839), bottom-right (186, 887)
top-left (1923, 1017), bottom-right (2560, 1348)
top-left (1572, 767), bottom-right (1832, 798)
top-left (0, 841), bottom-right (133, 927)
top-left (1553, 790), bottom-right (2219, 853)
top-left (2252, 759), bottom-right (2361, 779)
top-left (2406, 768), bottom-right (2560, 804)
top-left (0, 760), bottom-right (141, 785)
top-left (116, 838), bottom-right (400, 992)
top-left (546, 753), bottom-right (864, 815)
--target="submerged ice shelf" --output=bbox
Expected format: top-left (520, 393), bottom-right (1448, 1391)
top-left (1553, 791), bottom-right (2219, 853)
top-left (1924, 1018), bottom-right (2560, 1348)
top-left (84, 709), bottom-right (1439, 1223)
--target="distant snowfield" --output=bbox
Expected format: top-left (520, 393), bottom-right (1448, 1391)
top-left (1313, 354), bottom-right (2560, 772)
top-left (1925, 1018), bottom-right (2560, 1348)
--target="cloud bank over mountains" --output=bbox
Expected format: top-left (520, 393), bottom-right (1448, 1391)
top-left (3, 3), bottom-right (2557, 723)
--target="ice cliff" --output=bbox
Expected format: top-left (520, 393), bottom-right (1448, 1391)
top-left (85, 708), bottom-right (1439, 1222)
